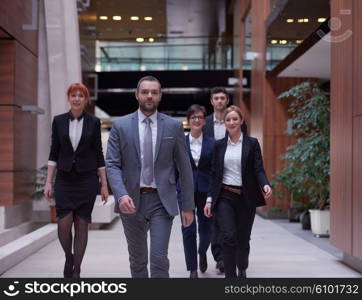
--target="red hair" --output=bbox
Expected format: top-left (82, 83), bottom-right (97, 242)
top-left (67, 83), bottom-right (90, 102)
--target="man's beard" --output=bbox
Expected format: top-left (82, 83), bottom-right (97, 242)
top-left (140, 102), bottom-right (158, 113)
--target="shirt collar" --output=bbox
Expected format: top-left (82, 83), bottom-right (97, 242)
top-left (213, 113), bottom-right (224, 124)
top-left (68, 111), bottom-right (84, 121)
top-left (189, 133), bottom-right (203, 145)
top-left (138, 109), bottom-right (157, 124)
top-left (227, 133), bottom-right (243, 145)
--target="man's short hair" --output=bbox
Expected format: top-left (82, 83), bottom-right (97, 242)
top-left (210, 87), bottom-right (229, 99)
top-left (136, 76), bottom-right (161, 92)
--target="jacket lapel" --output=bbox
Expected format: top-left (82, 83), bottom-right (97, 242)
top-left (186, 134), bottom-right (197, 168)
top-left (63, 114), bottom-right (74, 152)
top-left (76, 114), bottom-right (87, 152)
top-left (241, 135), bottom-right (250, 180)
top-left (219, 138), bottom-right (227, 174)
top-left (155, 113), bottom-right (164, 160)
top-left (131, 112), bottom-right (141, 161)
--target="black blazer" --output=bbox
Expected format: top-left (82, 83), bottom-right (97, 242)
top-left (210, 135), bottom-right (269, 210)
top-left (185, 134), bottom-right (215, 193)
top-left (48, 112), bottom-right (105, 172)
top-left (203, 114), bottom-right (248, 138)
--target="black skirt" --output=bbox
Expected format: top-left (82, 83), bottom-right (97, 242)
top-left (54, 167), bottom-right (99, 223)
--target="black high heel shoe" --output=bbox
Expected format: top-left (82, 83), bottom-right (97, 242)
top-left (63, 254), bottom-right (74, 278)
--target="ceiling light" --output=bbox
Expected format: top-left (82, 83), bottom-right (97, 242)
top-left (297, 18), bottom-right (304, 23)
top-left (112, 16), bottom-right (121, 21)
top-left (318, 18), bottom-right (327, 23)
top-left (296, 40), bottom-right (303, 44)
top-left (270, 40), bottom-right (278, 44)
top-left (99, 16), bottom-right (108, 20)
top-left (148, 38), bottom-right (154, 42)
top-left (286, 19), bottom-right (294, 23)
top-left (140, 65), bottom-right (146, 71)
top-left (279, 40), bottom-right (287, 44)
top-left (303, 18), bottom-right (309, 22)
top-left (131, 16), bottom-right (139, 21)
top-left (181, 66), bottom-right (188, 71)
top-left (144, 17), bottom-right (153, 21)
top-left (136, 37), bottom-right (144, 42)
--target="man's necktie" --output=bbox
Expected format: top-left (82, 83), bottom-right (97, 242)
top-left (142, 117), bottom-right (153, 185)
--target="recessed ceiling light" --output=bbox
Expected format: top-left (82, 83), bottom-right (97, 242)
top-left (140, 65), bottom-right (147, 71)
top-left (131, 16), bottom-right (139, 21)
top-left (144, 17), bottom-right (153, 21)
top-left (303, 18), bottom-right (309, 22)
top-left (318, 18), bottom-right (327, 23)
top-left (270, 40), bottom-right (278, 44)
top-left (136, 37), bottom-right (144, 42)
top-left (99, 16), bottom-right (108, 20)
top-left (112, 16), bottom-right (121, 21)
top-left (296, 40), bottom-right (303, 44)
top-left (148, 38), bottom-right (154, 42)
top-left (279, 40), bottom-right (287, 44)
top-left (297, 18), bottom-right (304, 23)
top-left (286, 19), bottom-right (294, 23)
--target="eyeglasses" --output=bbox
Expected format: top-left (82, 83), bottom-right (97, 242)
top-left (190, 116), bottom-right (205, 121)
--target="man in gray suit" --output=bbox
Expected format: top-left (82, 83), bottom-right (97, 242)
top-left (106, 76), bottom-right (194, 278)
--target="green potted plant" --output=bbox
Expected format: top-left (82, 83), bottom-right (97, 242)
top-left (31, 165), bottom-right (57, 223)
top-left (272, 81), bottom-right (330, 235)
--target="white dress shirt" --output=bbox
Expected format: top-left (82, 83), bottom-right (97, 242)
top-left (213, 113), bottom-right (226, 140)
top-left (222, 134), bottom-right (243, 186)
top-left (138, 109), bottom-right (157, 188)
top-left (189, 133), bottom-right (203, 167)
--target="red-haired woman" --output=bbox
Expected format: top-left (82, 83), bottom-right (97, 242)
top-left (44, 83), bottom-right (108, 278)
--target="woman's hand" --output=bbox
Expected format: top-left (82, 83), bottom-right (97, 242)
top-left (101, 185), bottom-right (109, 204)
top-left (44, 182), bottom-right (52, 202)
top-left (263, 185), bottom-right (272, 199)
top-left (204, 202), bottom-right (212, 218)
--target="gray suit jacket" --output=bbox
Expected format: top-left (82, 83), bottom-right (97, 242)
top-left (106, 111), bottom-right (195, 216)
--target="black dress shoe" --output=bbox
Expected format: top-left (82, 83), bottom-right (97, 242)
top-left (216, 260), bottom-right (224, 274)
top-left (238, 269), bottom-right (247, 278)
top-left (63, 254), bottom-right (74, 278)
top-left (199, 254), bottom-right (208, 273)
top-left (189, 270), bottom-right (198, 278)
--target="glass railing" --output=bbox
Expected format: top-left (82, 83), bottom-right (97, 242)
top-left (95, 37), bottom-right (235, 71)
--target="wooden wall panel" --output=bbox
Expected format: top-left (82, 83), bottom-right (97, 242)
top-left (352, 116), bottom-right (362, 258)
top-left (0, 40), bottom-right (37, 206)
top-left (250, 0), bottom-right (269, 144)
top-left (0, 173), bottom-right (13, 206)
top-left (0, 0), bottom-right (38, 55)
top-left (330, 0), bottom-right (353, 254)
top-left (0, 40), bottom-right (15, 104)
top-left (353, 0), bottom-right (362, 116)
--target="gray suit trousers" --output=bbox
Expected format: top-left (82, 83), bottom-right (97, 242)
top-left (120, 192), bottom-right (174, 278)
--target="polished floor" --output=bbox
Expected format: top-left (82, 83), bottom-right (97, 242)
top-left (1, 215), bottom-right (361, 278)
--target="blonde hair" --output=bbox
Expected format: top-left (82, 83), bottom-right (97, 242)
top-left (223, 105), bottom-right (244, 122)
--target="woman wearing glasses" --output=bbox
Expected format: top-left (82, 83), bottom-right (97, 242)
top-left (177, 104), bottom-right (215, 278)
top-left (204, 105), bottom-right (272, 278)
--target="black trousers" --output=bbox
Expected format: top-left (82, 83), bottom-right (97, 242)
top-left (215, 190), bottom-right (256, 278)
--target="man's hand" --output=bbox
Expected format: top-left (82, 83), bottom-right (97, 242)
top-left (263, 185), bottom-right (272, 199)
top-left (204, 203), bottom-right (212, 218)
top-left (181, 210), bottom-right (194, 227)
top-left (119, 195), bottom-right (136, 214)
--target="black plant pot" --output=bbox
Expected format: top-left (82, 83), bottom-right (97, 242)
top-left (288, 207), bottom-right (300, 222)
top-left (300, 211), bottom-right (311, 230)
